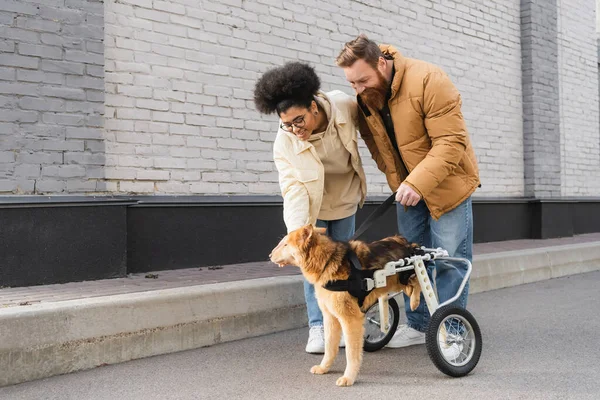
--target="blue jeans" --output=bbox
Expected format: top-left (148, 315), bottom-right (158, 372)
top-left (397, 197), bottom-right (473, 332)
top-left (304, 214), bottom-right (356, 327)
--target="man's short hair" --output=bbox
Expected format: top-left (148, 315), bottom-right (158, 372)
top-left (336, 34), bottom-right (382, 69)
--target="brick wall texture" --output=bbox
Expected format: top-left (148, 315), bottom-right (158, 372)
top-left (521, 0), bottom-right (561, 198)
top-left (0, 0), bottom-right (105, 194)
top-left (558, 0), bottom-right (600, 196)
top-left (1, 0), bottom-right (599, 198)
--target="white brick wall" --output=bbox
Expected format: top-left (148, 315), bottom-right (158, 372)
top-left (558, 0), bottom-right (600, 196)
top-left (596, 0), bottom-right (600, 33)
top-left (104, 0), bottom-right (525, 196)
top-left (4, 0), bottom-right (597, 197)
top-left (0, 0), bottom-right (105, 194)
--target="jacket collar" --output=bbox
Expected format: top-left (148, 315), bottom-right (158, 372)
top-left (314, 91), bottom-right (347, 125)
top-left (279, 129), bottom-right (315, 155)
top-left (378, 44), bottom-right (406, 100)
top-left (293, 135), bottom-right (312, 154)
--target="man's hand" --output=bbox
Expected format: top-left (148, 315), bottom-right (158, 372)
top-left (395, 183), bottom-right (421, 206)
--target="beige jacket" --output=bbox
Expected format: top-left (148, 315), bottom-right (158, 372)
top-left (273, 90), bottom-right (367, 233)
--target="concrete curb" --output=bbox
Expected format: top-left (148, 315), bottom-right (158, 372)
top-left (1, 241), bottom-right (599, 387)
top-left (0, 276), bottom-right (307, 387)
top-left (470, 242), bottom-right (600, 293)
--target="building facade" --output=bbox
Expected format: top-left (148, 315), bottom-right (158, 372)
top-left (1, 0), bottom-right (599, 286)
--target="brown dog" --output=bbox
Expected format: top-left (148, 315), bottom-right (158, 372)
top-left (269, 224), bottom-right (422, 387)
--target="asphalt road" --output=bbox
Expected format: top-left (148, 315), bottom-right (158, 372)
top-left (2, 271), bottom-right (599, 400)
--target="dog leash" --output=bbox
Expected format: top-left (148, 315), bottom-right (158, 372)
top-left (350, 193), bottom-right (396, 241)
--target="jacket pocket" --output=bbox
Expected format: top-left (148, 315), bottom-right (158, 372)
top-left (295, 169), bottom-right (318, 183)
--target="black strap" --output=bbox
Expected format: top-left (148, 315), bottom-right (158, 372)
top-left (323, 250), bottom-right (374, 308)
top-left (351, 193), bottom-right (396, 240)
top-left (323, 194), bottom-right (396, 307)
top-left (347, 250), bottom-right (362, 271)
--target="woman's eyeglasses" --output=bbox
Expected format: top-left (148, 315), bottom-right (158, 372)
top-left (280, 113), bottom-right (307, 132)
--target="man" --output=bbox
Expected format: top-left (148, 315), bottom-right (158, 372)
top-left (336, 34), bottom-right (480, 350)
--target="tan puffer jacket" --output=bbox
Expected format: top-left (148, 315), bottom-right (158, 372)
top-left (357, 45), bottom-right (480, 219)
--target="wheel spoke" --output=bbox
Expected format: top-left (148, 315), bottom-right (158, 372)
top-left (437, 313), bottom-right (478, 366)
top-left (428, 307), bottom-right (481, 375)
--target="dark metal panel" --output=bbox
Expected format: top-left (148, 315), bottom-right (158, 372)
top-left (126, 199), bottom-right (538, 272)
top-left (572, 202), bottom-right (600, 235)
top-left (127, 205), bottom-right (287, 273)
top-left (538, 202), bottom-right (574, 239)
top-left (0, 206), bottom-right (127, 287)
top-left (2, 196), bottom-right (599, 280)
top-left (473, 202), bottom-right (532, 243)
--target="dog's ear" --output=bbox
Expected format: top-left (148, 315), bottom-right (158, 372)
top-left (300, 224), bottom-right (315, 244)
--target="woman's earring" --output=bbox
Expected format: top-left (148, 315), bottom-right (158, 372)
top-left (314, 111), bottom-right (318, 115)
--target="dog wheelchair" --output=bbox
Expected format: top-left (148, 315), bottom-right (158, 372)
top-left (360, 247), bottom-right (482, 377)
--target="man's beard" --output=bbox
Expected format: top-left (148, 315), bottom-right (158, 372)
top-left (360, 70), bottom-right (389, 110)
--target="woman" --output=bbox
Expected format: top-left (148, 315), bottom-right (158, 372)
top-left (254, 62), bottom-right (367, 354)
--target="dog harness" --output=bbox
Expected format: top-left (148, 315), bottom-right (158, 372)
top-left (323, 249), bottom-right (417, 308)
top-left (323, 251), bottom-right (374, 308)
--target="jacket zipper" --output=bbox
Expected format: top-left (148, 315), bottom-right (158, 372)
top-left (367, 106), bottom-right (433, 214)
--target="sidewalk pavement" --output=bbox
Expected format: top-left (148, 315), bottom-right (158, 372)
top-left (1, 232), bottom-right (600, 387)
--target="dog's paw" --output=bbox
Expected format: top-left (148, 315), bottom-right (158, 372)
top-left (410, 297), bottom-right (420, 311)
top-left (336, 376), bottom-right (354, 387)
top-left (310, 365), bottom-right (329, 375)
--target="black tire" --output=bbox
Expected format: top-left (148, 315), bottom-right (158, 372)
top-left (363, 297), bottom-right (400, 352)
top-left (426, 305), bottom-right (482, 377)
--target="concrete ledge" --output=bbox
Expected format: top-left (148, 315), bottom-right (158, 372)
top-left (1, 241), bottom-right (599, 387)
top-left (0, 276), bottom-right (307, 387)
top-left (470, 242), bottom-right (600, 293)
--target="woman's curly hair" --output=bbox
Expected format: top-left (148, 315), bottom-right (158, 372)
top-left (253, 62), bottom-right (321, 115)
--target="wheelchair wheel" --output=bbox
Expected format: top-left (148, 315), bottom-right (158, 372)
top-left (363, 297), bottom-right (400, 352)
top-left (426, 305), bottom-right (482, 377)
